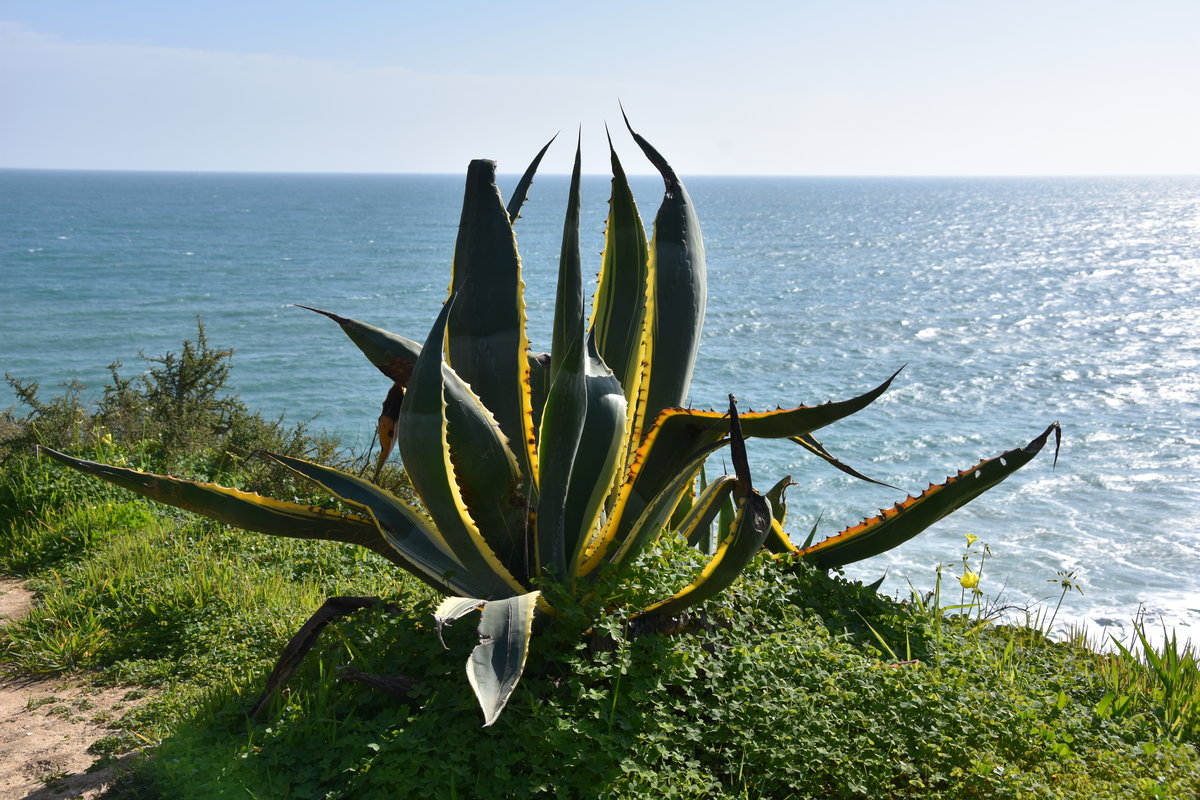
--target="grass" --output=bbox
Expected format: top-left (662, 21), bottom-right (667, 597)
top-left (2, 331), bottom-right (1198, 798)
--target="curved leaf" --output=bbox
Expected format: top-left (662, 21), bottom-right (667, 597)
top-left (296, 305), bottom-right (421, 383)
top-left (398, 298), bottom-right (527, 598)
top-left (296, 306), bottom-right (420, 474)
top-left (527, 350), bottom-right (552, 433)
top-left (623, 112), bottom-right (707, 441)
top-left (505, 135), bottom-right (556, 223)
top-left (374, 380), bottom-right (406, 478)
top-left (691, 466), bottom-right (717, 554)
top-left (764, 475), bottom-right (794, 527)
top-left (579, 438), bottom-right (729, 576)
top-left (682, 473), bottom-right (738, 550)
top-left (791, 433), bottom-right (898, 490)
top-left (536, 141), bottom-right (587, 580)
top-left (563, 334), bottom-right (627, 570)
top-left (36, 447), bottom-right (399, 565)
top-left (326, 302), bottom-right (532, 581)
top-left (635, 396), bottom-right (777, 614)
top-left (263, 453), bottom-right (502, 598)
top-left (636, 491), bottom-right (772, 621)
top-left (589, 131), bottom-right (650, 404)
top-left (795, 423), bottom-right (1062, 569)
top-left (764, 476), bottom-right (800, 554)
top-left (613, 369), bottom-right (901, 547)
top-left (465, 591), bottom-right (541, 727)
top-left (434, 596), bottom-right (485, 646)
top-left (438, 363), bottom-right (529, 584)
top-left (447, 159), bottom-right (536, 483)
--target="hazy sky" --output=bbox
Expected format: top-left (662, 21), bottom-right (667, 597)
top-left (2, 1), bottom-right (1198, 175)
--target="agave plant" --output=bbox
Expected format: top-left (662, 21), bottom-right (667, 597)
top-left (41, 117), bottom-right (1059, 725)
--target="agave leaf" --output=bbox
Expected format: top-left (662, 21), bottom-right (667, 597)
top-left (536, 335), bottom-right (587, 579)
top-left (433, 596), bottom-right (485, 646)
top-left (331, 301), bottom-right (533, 581)
top-left (36, 447), bottom-right (403, 565)
top-left (536, 141), bottom-right (588, 580)
top-left (668, 479), bottom-right (696, 532)
top-left (636, 398), bottom-right (772, 618)
top-left (623, 112), bottom-right (706, 441)
top-left (526, 351), bottom-right (552, 432)
top-left (373, 380), bottom-right (406, 478)
top-left (326, 305), bottom-right (533, 581)
top-left (791, 433), bottom-right (898, 490)
top-left (298, 306), bottom-right (551, 400)
top-left (295, 306), bottom-right (421, 474)
top-left (296, 305), bottom-right (422, 383)
top-left (410, 361), bottom-right (528, 567)
top-left (434, 596), bottom-right (484, 625)
top-left (682, 473), bottom-right (738, 551)
top-left (764, 476), bottom-right (800, 554)
top-left (586, 437), bottom-right (730, 574)
top-left (561, 334), bottom-right (628, 572)
top-left (718, 488), bottom-right (737, 553)
top-left (437, 368), bottom-right (529, 584)
top-left (263, 453), bottom-right (506, 598)
top-left (766, 518), bottom-right (799, 554)
top-left (505, 135), bottom-right (556, 223)
top-left (693, 465), bottom-right (717, 554)
top-left (589, 131), bottom-right (650, 406)
top-left (398, 298), bottom-right (527, 598)
top-left (614, 369), bottom-right (901, 547)
top-left (795, 422), bottom-right (1062, 569)
top-left (446, 160), bottom-right (536, 482)
top-left (726, 395), bottom-right (754, 487)
top-left (765, 475), bottom-right (795, 527)
top-left (549, 137), bottom-right (586, 384)
top-left (637, 491), bottom-right (772, 621)
top-left (464, 591), bottom-right (541, 727)
top-left (736, 368), bottom-right (902, 436)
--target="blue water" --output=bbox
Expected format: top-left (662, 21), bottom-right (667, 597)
top-left (3, 168), bottom-right (1198, 644)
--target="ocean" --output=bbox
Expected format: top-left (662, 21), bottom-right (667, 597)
top-left (3, 168), bottom-right (1198, 644)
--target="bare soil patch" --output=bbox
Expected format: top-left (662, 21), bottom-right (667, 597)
top-left (0, 578), bottom-right (150, 800)
top-left (0, 577), bottom-right (34, 625)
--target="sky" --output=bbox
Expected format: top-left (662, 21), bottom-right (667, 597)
top-left (1, 1), bottom-right (1198, 176)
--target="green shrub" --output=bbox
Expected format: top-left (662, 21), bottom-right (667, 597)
top-left (3, 319), bottom-right (342, 489)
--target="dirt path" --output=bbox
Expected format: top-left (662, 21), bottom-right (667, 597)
top-left (1, 578), bottom-right (149, 800)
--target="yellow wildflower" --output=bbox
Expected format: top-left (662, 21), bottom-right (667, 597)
top-left (959, 570), bottom-right (980, 590)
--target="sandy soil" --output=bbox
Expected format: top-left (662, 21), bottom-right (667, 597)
top-left (0, 578), bottom-right (149, 800)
